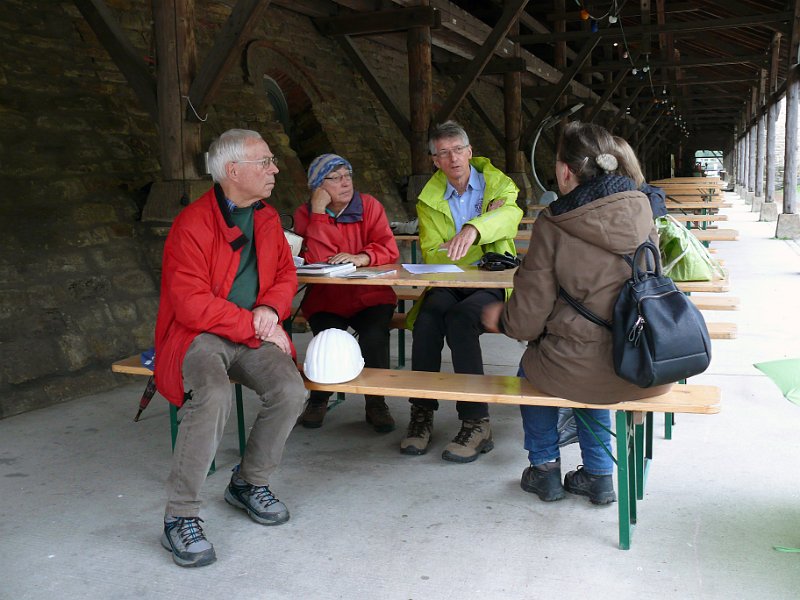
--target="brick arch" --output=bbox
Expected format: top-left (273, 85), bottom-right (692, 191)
top-left (245, 41), bottom-right (331, 168)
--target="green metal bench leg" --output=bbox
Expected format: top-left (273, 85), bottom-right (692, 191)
top-left (645, 412), bottom-right (654, 459)
top-left (665, 412), bottom-right (674, 439)
top-left (616, 410), bottom-right (634, 550)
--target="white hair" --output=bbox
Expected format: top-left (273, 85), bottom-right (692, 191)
top-left (207, 129), bottom-right (264, 182)
top-left (428, 120), bottom-right (470, 155)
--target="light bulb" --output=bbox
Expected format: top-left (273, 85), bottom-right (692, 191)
top-left (609, 15), bottom-right (618, 24)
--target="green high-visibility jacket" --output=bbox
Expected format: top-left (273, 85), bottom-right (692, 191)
top-left (407, 157), bottom-right (522, 329)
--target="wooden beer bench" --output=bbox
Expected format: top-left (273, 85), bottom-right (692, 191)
top-left (305, 368), bottom-right (721, 550)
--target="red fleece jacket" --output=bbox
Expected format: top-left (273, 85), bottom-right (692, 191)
top-left (293, 193), bottom-right (399, 319)
top-left (154, 185), bottom-right (297, 406)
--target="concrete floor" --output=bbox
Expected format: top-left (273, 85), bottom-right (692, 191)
top-left (2, 192), bottom-right (800, 599)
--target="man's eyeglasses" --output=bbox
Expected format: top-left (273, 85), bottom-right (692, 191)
top-left (431, 144), bottom-right (469, 159)
top-left (324, 171), bottom-right (353, 184)
top-left (234, 156), bottom-right (278, 169)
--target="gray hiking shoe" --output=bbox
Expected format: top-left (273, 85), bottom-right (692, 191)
top-left (161, 516), bottom-right (216, 568)
top-left (224, 469), bottom-right (290, 525)
top-left (441, 418), bottom-right (494, 463)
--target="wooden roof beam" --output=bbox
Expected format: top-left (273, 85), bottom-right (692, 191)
top-left (435, 0), bottom-right (529, 123)
top-left (580, 54), bottom-right (766, 72)
top-left (521, 37), bottom-right (600, 148)
top-left (186, 0), bottom-right (272, 122)
top-left (437, 57), bottom-right (526, 76)
top-left (313, 6), bottom-right (440, 36)
top-left (73, 0), bottom-right (158, 122)
top-left (513, 12), bottom-right (794, 44)
top-left (335, 35), bottom-right (411, 141)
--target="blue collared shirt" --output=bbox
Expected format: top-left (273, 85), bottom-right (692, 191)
top-left (445, 165), bottom-right (485, 233)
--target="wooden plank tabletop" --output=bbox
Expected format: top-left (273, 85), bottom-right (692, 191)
top-left (298, 265), bottom-right (514, 288)
top-left (300, 263), bottom-right (728, 293)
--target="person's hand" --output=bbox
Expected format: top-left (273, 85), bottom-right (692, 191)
top-left (487, 198), bottom-right (505, 211)
top-left (481, 301), bottom-right (504, 333)
top-left (310, 187), bottom-right (332, 214)
top-left (263, 326), bottom-right (292, 355)
top-left (440, 224), bottom-right (478, 261)
top-left (329, 252), bottom-right (369, 267)
top-left (252, 305), bottom-right (279, 340)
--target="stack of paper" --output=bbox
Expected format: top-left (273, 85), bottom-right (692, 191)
top-left (343, 267), bottom-right (397, 279)
top-left (295, 262), bottom-right (356, 276)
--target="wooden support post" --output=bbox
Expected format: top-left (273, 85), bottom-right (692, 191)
top-left (153, 0), bottom-right (201, 182)
top-left (503, 2), bottom-right (530, 204)
top-left (407, 0), bottom-right (433, 203)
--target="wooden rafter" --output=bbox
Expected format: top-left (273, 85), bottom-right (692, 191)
top-left (514, 12), bottom-right (794, 44)
top-left (73, 0), bottom-right (158, 122)
top-left (434, 0), bottom-right (529, 123)
top-left (335, 35), bottom-right (411, 142)
top-left (521, 37), bottom-right (601, 148)
top-left (186, 0), bottom-right (272, 122)
top-left (314, 6), bottom-right (440, 36)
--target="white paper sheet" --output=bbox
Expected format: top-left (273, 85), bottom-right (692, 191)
top-left (402, 264), bottom-right (463, 274)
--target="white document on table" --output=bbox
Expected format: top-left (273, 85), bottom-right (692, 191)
top-left (402, 264), bottom-right (463, 274)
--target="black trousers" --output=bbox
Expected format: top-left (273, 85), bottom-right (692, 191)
top-left (410, 287), bottom-right (504, 420)
top-left (307, 303), bottom-right (395, 406)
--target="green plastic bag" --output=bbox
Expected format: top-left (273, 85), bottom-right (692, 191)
top-left (754, 358), bottom-right (800, 406)
top-left (655, 215), bottom-right (726, 281)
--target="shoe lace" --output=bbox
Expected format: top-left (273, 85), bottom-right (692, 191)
top-left (406, 407), bottom-right (432, 437)
top-left (175, 517), bottom-right (207, 545)
top-left (251, 485), bottom-right (279, 508)
top-left (452, 421), bottom-right (481, 446)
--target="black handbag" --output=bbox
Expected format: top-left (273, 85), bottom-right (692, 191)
top-left (559, 241), bottom-right (712, 388)
top-left (477, 251), bottom-right (521, 271)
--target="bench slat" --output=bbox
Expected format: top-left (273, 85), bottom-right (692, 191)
top-left (304, 368), bottom-right (720, 414)
top-left (692, 228), bottom-right (739, 242)
top-left (706, 322), bottom-right (737, 339)
top-left (689, 295), bottom-right (739, 311)
top-left (669, 214), bottom-right (728, 222)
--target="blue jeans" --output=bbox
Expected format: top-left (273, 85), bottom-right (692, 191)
top-left (517, 366), bottom-right (613, 475)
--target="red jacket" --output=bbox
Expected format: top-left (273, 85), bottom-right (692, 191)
top-left (293, 192), bottom-right (399, 319)
top-left (154, 185), bottom-right (298, 406)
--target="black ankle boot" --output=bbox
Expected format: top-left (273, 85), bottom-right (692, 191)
top-left (520, 460), bottom-right (565, 502)
top-left (564, 466), bottom-right (616, 505)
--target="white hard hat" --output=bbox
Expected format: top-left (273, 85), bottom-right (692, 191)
top-left (303, 328), bottom-right (365, 384)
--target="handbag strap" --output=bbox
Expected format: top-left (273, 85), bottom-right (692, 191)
top-left (558, 287), bottom-right (612, 331)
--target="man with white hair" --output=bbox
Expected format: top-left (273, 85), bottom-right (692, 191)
top-left (154, 129), bottom-right (306, 568)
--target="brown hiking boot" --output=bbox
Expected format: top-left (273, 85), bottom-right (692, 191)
top-left (441, 418), bottom-right (493, 463)
top-left (299, 402), bottom-right (327, 429)
top-left (365, 398), bottom-right (395, 433)
top-left (399, 405), bottom-right (434, 455)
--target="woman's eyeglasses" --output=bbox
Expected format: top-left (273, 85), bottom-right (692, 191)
top-left (324, 171), bottom-right (353, 184)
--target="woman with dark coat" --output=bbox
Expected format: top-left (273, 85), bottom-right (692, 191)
top-left (483, 122), bottom-right (671, 505)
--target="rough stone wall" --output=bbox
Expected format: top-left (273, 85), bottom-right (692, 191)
top-left (0, 1), bottom-right (513, 419)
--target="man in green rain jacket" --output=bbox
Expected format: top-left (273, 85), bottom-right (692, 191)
top-left (400, 120), bottom-right (522, 462)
